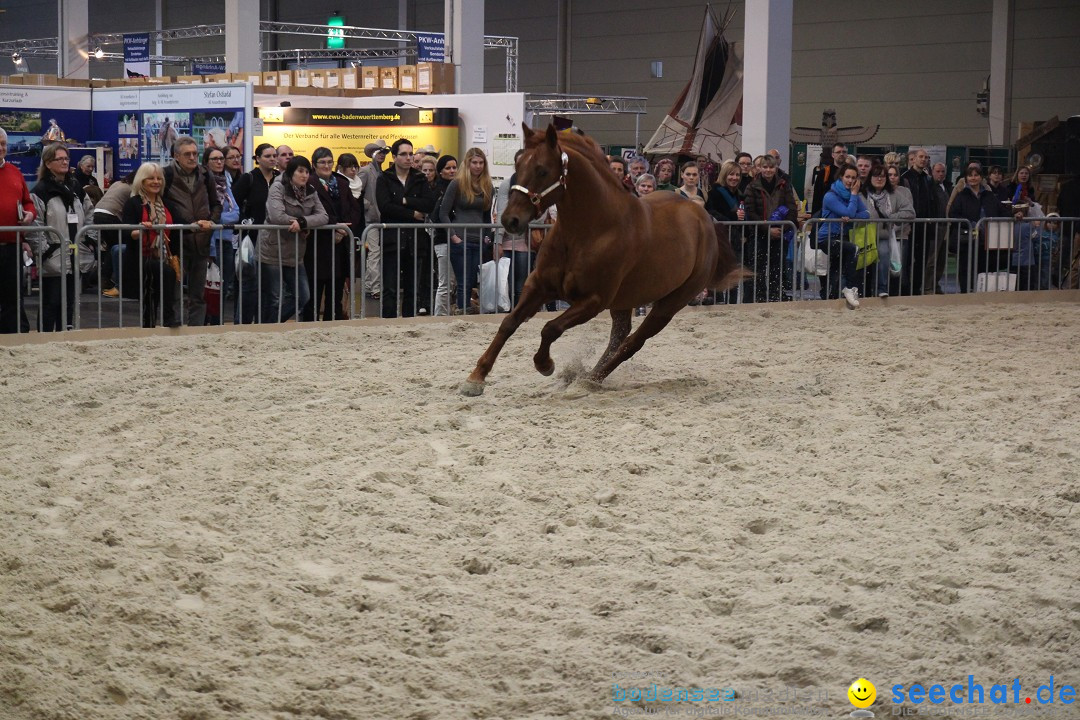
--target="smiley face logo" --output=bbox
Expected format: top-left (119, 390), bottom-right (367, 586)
top-left (848, 678), bottom-right (876, 708)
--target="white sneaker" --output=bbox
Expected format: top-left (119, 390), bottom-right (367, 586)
top-left (878, 291), bottom-right (889, 299)
top-left (842, 287), bottom-right (861, 309)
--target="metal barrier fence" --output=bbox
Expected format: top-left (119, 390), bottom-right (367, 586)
top-left (798, 218), bottom-right (972, 301)
top-left (68, 222), bottom-right (354, 330)
top-left (7, 215), bottom-right (1078, 334)
top-left (369, 222), bottom-right (550, 318)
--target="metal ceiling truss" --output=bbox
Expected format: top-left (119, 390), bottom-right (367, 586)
top-left (85, 22), bottom-right (520, 91)
top-left (0, 37), bottom-right (59, 57)
top-left (525, 94), bottom-right (647, 115)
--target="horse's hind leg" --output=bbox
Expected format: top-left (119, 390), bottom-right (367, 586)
top-left (589, 309), bottom-right (631, 379)
top-left (461, 283), bottom-right (551, 396)
top-left (533, 298), bottom-right (604, 376)
top-left (592, 298), bottom-right (683, 383)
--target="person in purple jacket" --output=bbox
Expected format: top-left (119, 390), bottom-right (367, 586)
top-left (815, 165), bottom-right (870, 307)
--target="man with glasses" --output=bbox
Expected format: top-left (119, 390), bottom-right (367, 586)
top-left (361, 139), bottom-right (389, 300)
top-left (164, 135), bottom-right (222, 326)
top-left (375, 138), bottom-right (435, 318)
top-left (0, 128), bottom-right (38, 333)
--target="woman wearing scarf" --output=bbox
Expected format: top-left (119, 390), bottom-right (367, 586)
top-left (864, 165), bottom-right (915, 298)
top-left (335, 152), bottom-right (366, 318)
top-left (815, 165), bottom-right (869, 307)
top-left (305, 147), bottom-right (357, 321)
top-left (202, 147), bottom-right (241, 324)
top-left (30, 143), bottom-right (95, 331)
top-left (120, 163), bottom-right (177, 328)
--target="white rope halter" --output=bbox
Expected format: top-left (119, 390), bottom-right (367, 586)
top-left (510, 151), bottom-right (568, 207)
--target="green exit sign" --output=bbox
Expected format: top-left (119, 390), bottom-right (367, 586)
top-left (327, 15), bottom-right (345, 49)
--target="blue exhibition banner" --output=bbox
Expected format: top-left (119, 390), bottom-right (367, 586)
top-left (416, 32), bottom-right (445, 63)
top-left (193, 62), bottom-right (227, 76)
top-left (123, 33), bottom-right (151, 78)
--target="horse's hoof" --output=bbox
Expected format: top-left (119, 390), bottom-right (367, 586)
top-left (459, 380), bottom-right (485, 397)
top-left (535, 360), bottom-right (555, 376)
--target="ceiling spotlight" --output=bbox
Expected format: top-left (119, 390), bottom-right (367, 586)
top-left (93, 46), bottom-right (104, 59)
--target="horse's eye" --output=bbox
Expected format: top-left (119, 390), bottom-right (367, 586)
top-left (535, 167), bottom-right (548, 178)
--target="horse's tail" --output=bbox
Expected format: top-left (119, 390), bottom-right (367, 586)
top-left (708, 221), bottom-right (752, 290)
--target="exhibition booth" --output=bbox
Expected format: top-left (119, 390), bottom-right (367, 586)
top-left (0, 81), bottom-right (528, 183)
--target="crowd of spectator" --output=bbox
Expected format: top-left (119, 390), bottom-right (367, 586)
top-left (1, 130), bottom-right (1078, 333)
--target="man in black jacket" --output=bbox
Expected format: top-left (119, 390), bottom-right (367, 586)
top-left (901, 147), bottom-right (934, 295)
top-left (375, 138), bottom-right (435, 318)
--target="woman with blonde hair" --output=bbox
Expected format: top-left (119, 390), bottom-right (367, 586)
top-left (438, 147), bottom-right (494, 313)
top-left (120, 162), bottom-right (178, 327)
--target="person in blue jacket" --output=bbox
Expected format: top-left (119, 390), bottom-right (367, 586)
top-left (815, 165), bottom-right (869, 307)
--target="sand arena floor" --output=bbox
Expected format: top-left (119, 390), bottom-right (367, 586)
top-left (1, 301), bottom-right (1078, 720)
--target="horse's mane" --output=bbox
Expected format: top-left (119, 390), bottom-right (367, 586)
top-left (553, 130), bottom-right (626, 194)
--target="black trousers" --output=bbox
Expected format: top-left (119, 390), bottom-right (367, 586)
top-left (40, 273), bottom-right (75, 332)
top-left (381, 230), bottom-right (431, 318)
top-left (0, 243), bottom-right (30, 333)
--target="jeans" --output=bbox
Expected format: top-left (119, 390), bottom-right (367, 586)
top-left (260, 263), bottom-right (309, 323)
top-left (817, 235), bottom-right (859, 299)
top-left (433, 243), bottom-right (454, 316)
top-left (449, 240), bottom-right (483, 312)
top-left (508, 250), bottom-right (535, 308)
top-left (363, 225), bottom-right (382, 295)
top-left (234, 261), bottom-right (259, 324)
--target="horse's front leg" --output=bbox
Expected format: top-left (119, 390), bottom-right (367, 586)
top-left (460, 282), bottom-right (551, 396)
top-left (533, 297), bottom-right (604, 376)
top-left (588, 309), bottom-right (632, 379)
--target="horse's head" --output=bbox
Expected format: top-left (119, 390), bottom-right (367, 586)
top-left (502, 122), bottom-right (567, 235)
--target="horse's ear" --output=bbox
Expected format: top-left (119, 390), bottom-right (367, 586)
top-left (522, 122), bottom-right (542, 148)
top-left (545, 124), bottom-right (559, 148)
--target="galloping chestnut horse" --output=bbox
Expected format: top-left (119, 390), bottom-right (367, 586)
top-left (460, 123), bottom-right (746, 396)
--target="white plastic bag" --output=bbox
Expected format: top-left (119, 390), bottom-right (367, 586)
top-left (888, 226), bottom-right (902, 276)
top-left (802, 232), bottom-right (828, 277)
top-left (479, 256), bottom-right (512, 313)
top-left (235, 234), bottom-right (256, 274)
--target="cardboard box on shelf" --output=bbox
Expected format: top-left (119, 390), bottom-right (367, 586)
top-left (294, 69), bottom-right (312, 88)
top-left (238, 71), bottom-right (262, 85)
top-left (175, 75), bottom-right (204, 84)
top-left (261, 71), bottom-right (278, 87)
top-left (336, 68), bottom-right (358, 89)
top-left (398, 65), bottom-right (417, 92)
top-left (341, 88), bottom-right (374, 98)
top-left (206, 73), bottom-right (232, 84)
top-left (273, 70), bottom-right (293, 87)
top-left (308, 70), bottom-right (327, 88)
top-left (379, 66), bottom-right (398, 90)
top-left (21, 74), bottom-right (59, 86)
top-left (416, 62), bottom-right (455, 94)
top-left (145, 76), bottom-right (172, 84)
top-left (361, 67), bottom-right (379, 89)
